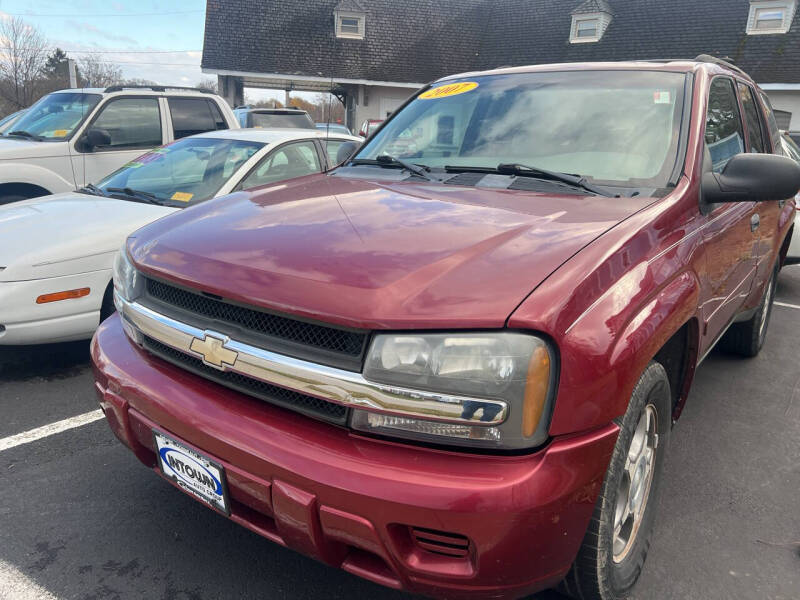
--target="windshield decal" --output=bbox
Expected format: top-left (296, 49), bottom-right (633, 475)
top-left (654, 91), bottom-right (672, 104)
top-left (171, 192), bottom-right (193, 202)
top-left (419, 82), bottom-right (478, 100)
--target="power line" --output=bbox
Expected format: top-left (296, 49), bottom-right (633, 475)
top-left (2, 10), bottom-right (204, 17)
top-left (0, 47), bottom-right (201, 54)
top-left (60, 49), bottom-right (201, 54)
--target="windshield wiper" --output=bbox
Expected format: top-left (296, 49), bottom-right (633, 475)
top-left (106, 187), bottom-right (161, 205)
top-left (350, 155), bottom-right (439, 182)
top-left (79, 183), bottom-right (107, 197)
top-left (6, 130), bottom-right (43, 141)
top-left (444, 163), bottom-right (612, 197)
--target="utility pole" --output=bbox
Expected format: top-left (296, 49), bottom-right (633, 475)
top-left (67, 59), bottom-right (77, 88)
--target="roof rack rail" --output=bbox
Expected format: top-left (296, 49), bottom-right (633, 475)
top-left (103, 84), bottom-right (214, 94)
top-left (693, 54), bottom-right (749, 77)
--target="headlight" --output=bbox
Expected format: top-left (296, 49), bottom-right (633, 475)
top-left (112, 241), bottom-right (142, 311)
top-left (351, 332), bottom-right (555, 450)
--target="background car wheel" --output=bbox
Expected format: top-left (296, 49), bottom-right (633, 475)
top-left (560, 361), bottom-right (671, 600)
top-left (0, 194), bottom-right (28, 205)
top-left (719, 264), bottom-right (778, 357)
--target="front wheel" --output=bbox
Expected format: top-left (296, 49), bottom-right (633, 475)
top-left (560, 362), bottom-right (671, 600)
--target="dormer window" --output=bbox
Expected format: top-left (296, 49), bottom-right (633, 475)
top-left (334, 1), bottom-right (366, 40)
top-left (746, 0), bottom-right (796, 34)
top-left (570, 1), bottom-right (613, 43)
top-left (575, 17), bottom-right (600, 40)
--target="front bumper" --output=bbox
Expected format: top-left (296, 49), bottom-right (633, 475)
top-left (92, 315), bottom-right (618, 599)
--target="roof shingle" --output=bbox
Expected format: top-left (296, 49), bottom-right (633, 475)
top-left (202, 0), bottom-right (800, 84)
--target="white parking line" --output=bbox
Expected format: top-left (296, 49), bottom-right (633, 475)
top-left (774, 300), bottom-right (800, 310)
top-left (0, 559), bottom-right (59, 599)
top-left (0, 410), bottom-right (104, 453)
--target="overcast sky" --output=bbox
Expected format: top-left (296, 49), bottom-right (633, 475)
top-left (0, 0), bottom-right (286, 101)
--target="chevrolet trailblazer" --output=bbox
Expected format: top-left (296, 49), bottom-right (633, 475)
top-left (93, 57), bottom-right (800, 599)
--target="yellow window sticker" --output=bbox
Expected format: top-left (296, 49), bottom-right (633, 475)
top-left (53, 129), bottom-right (69, 137)
top-left (419, 81), bottom-right (478, 100)
top-left (171, 192), bottom-right (193, 202)
top-left (125, 161), bottom-right (143, 168)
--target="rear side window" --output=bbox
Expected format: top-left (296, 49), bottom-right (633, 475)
top-left (323, 139), bottom-right (353, 166)
top-left (737, 83), bottom-right (766, 153)
top-left (208, 101), bottom-right (228, 131)
top-left (169, 97), bottom-right (227, 139)
top-left (91, 97), bottom-right (162, 149)
top-left (239, 140), bottom-right (322, 189)
top-left (758, 91), bottom-right (782, 150)
top-left (705, 78), bottom-right (744, 172)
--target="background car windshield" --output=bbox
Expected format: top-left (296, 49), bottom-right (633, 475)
top-left (250, 112), bottom-right (315, 128)
top-left (97, 137), bottom-right (263, 205)
top-left (10, 92), bottom-right (101, 139)
top-left (356, 71), bottom-right (688, 186)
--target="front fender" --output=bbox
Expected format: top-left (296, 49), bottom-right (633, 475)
top-left (0, 161), bottom-right (74, 194)
top-left (552, 266), bottom-right (700, 436)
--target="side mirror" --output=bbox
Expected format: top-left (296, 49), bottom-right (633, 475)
top-left (702, 153), bottom-right (800, 204)
top-left (81, 128), bottom-right (112, 151)
top-left (334, 141), bottom-right (360, 165)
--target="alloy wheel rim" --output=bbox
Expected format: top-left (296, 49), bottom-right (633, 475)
top-left (612, 404), bottom-right (658, 563)
top-left (758, 273), bottom-right (775, 340)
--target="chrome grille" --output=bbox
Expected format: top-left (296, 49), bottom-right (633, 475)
top-left (141, 277), bottom-right (368, 370)
top-left (143, 336), bottom-right (348, 424)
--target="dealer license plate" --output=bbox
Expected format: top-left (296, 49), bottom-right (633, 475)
top-left (153, 430), bottom-right (229, 515)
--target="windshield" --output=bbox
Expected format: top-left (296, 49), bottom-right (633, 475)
top-left (356, 70), bottom-right (688, 187)
top-left (9, 92), bottom-right (101, 140)
top-left (249, 112), bottom-right (315, 129)
top-left (95, 137), bottom-right (263, 206)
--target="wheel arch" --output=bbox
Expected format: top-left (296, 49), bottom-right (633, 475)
top-left (652, 318), bottom-right (700, 421)
top-left (0, 182), bottom-right (52, 201)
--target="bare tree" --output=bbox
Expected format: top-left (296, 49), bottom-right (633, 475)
top-left (77, 55), bottom-right (123, 88)
top-left (313, 92), bottom-right (345, 124)
top-left (196, 77), bottom-right (217, 93)
top-left (0, 17), bottom-right (49, 108)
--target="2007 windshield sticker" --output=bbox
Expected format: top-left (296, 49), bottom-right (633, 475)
top-left (419, 81), bottom-right (479, 100)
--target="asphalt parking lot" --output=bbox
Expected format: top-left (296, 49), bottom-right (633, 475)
top-left (1, 270), bottom-right (799, 600)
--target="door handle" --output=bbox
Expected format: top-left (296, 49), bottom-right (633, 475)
top-left (750, 213), bottom-right (760, 232)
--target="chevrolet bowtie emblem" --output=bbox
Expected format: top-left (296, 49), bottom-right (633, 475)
top-left (190, 333), bottom-right (238, 370)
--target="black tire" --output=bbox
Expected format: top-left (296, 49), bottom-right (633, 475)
top-left (99, 283), bottom-right (116, 324)
top-left (560, 362), bottom-right (671, 600)
top-left (719, 264), bottom-right (778, 357)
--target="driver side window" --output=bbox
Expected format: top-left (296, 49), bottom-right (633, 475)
top-left (705, 78), bottom-right (744, 173)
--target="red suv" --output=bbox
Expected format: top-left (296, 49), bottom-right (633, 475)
top-left (93, 57), bottom-right (800, 599)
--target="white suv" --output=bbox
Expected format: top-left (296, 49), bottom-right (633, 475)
top-left (0, 85), bottom-right (238, 204)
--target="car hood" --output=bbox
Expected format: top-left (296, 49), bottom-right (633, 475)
top-left (0, 137), bottom-right (69, 159)
top-left (129, 175), bottom-right (652, 330)
top-left (0, 193), bottom-right (177, 282)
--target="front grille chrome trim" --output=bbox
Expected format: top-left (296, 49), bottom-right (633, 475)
top-left (119, 297), bottom-right (508, 427)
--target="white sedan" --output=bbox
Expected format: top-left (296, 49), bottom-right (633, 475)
top-left (0, 128), bottom-right (360, 344)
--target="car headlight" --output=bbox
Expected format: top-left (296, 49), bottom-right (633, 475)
top-left (351, 332), bottom-right (555, 450)
top-left (112, 241), bottom-right (142, 312)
